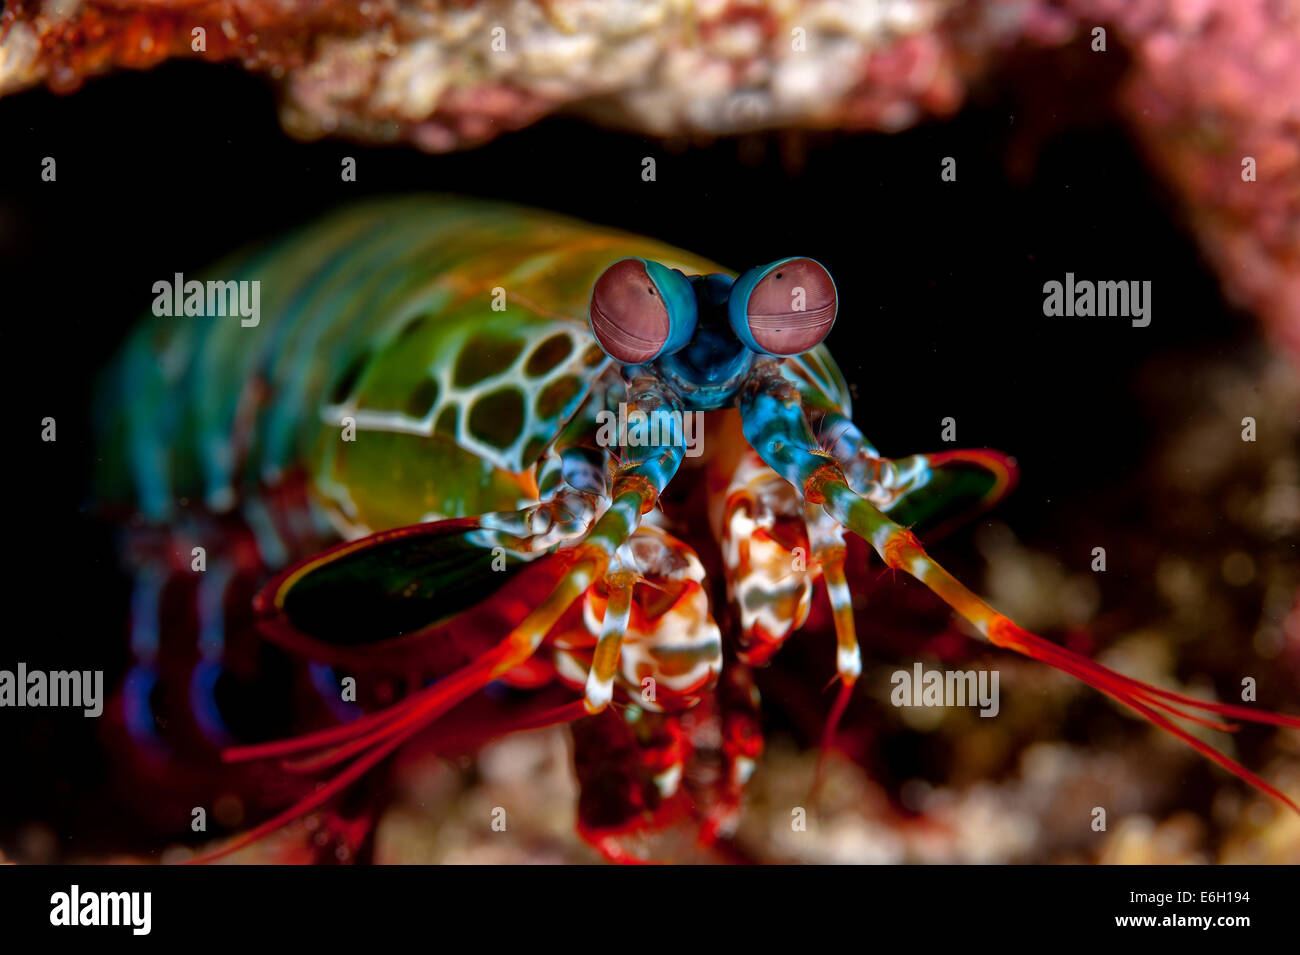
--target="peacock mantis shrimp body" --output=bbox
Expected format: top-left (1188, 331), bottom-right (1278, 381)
top-left (96, 196), bottom-right (1299, 862)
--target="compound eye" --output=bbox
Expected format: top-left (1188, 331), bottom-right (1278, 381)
top-left (589, 259), bottom-right (697, 364)
top-left (729, 257), bottom-right (837, 356)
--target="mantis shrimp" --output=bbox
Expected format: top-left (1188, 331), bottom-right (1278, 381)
top-left (94, 196), bottom-right (1299, 862)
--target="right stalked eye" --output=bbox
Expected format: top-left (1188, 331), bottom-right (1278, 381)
top-left (728, 257), bottom-right (837, 356)
top-left (589, 258), bottom-right (698, 364)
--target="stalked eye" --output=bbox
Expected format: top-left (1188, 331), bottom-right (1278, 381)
top-left (728, 257), bottom-right (837, 356)
top-left (589, 258), bottom-right (697, 364)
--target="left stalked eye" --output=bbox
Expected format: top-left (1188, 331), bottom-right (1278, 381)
top-left (589, 258), bottom-right (697, 363)
top-left (728, 257), bottom-right (837, 356)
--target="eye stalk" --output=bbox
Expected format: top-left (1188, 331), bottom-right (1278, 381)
top-left (589, 258), bottom-right (698, 364)
top-left (727, 257), bottom-right (837, 356)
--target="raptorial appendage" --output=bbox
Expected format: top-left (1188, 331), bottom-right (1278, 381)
top-left (738, 360), bottom-right (1300, 815)
top-left (196, 373), bottom-right (698, 861)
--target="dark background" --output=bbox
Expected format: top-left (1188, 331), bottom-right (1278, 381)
top-left (0, 50), bottom-right (1256, 851)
